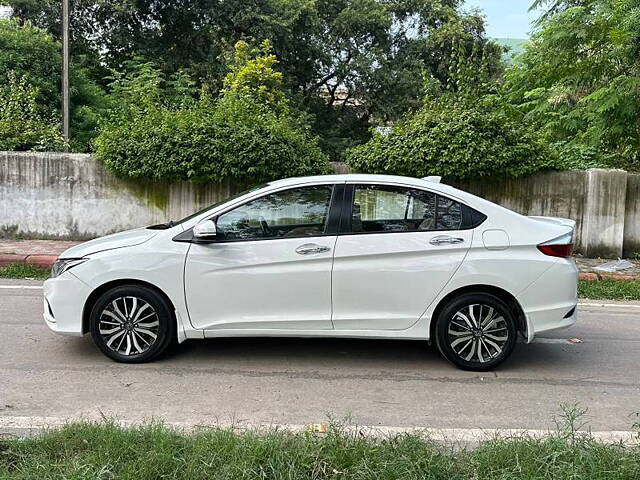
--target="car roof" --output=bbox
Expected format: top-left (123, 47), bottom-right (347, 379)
top-left (269, 173), bottom-right (424, 185)
top-left (267, 174), bottom-right (473, 203)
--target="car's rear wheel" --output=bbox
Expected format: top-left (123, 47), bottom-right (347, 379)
top-left (89, 285), bottom-right (175, 363)
top-left (435, 293), bottom-right (516, 371)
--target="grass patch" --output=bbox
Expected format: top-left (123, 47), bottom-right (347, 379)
top-left (579, 278), bottom-right (640, 301)
top-left (0, 263), bottom-right (50, 280)
top-left (0, 417), bottom-right (639, 479)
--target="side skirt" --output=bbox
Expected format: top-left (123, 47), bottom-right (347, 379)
top-left (194, 318), bottom-right (430, 341)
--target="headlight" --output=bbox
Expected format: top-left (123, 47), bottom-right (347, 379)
top-left (51, 258), bottom-right (88, 278)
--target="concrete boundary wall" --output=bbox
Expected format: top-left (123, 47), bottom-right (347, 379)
top-left (0, 152), bottom-right (245, 240)
top-left (454, 168), bottom-right (634, 257)
top-left (0, 152), bottom-right (638, 257)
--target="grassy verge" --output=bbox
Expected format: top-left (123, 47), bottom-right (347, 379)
top-left (579, 278), bottom-right (640, 301)
top-left (1, 419), bottom-right (639, 479)
top-left (0, 263), bottom-right (50, 280)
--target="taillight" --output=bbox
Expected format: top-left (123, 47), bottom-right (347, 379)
top-left (537, 243), bottom-right (574, 258)
top-left (537, 232), bottom-right (574, 258)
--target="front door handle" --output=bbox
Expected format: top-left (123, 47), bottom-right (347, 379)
top-left (296, 243), bottom-right (331, 255)
top-left (429, 235), bottom-right (465, 246)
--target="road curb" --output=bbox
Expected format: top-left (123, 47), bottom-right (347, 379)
top-left (0, 253), bottom-right (27, 267)
top-left (0, 254), bottom-right (57, 268)
top-left (579, 272), bottom-right (640, 281)
top-left (0, 416), bottom-right (638, 446)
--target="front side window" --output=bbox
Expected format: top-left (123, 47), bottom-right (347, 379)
top-left (350, 185), bottom-right (468, 233)
top-left (216, 185), bottom-right (333, 240)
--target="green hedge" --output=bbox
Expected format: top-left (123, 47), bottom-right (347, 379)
top-left (346, 95), bottom-right (557, 180)
top-left (94, 100), bottom-right (329, 184)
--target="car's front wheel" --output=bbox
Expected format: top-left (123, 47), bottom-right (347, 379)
top-left (435, 293), bottom-right (516, 371)
top-left (89, 285), bottom-right (175, 363)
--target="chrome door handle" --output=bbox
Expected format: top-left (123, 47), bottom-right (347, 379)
top-left (296, 243), bottom-right (331, 255)
top-left (429, 235), bottom-right (465, 246)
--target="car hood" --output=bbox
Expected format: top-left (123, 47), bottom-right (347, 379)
top-left (60, 228), bottom-right (158, 258)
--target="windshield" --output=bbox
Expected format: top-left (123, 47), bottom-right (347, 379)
top-left (146, 183), bottom-right (269, 230)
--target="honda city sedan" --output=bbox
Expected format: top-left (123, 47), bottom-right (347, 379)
top-left (44, 174), bottom-right (578, 370)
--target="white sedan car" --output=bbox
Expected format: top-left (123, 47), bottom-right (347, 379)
top-left (44, 174), bottom-right (578, 370)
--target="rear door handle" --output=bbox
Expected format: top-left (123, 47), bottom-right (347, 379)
top-left (429, 235), bottom-right (465, 246)
top-left (296, 243), bottom-right (331, 255)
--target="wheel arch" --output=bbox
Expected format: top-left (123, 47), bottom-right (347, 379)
top-left (82, 279), bottom-right (177, 335)
top-left (428, 284), bottom-right (527, 342)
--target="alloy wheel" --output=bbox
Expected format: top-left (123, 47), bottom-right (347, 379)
top-left (447, 303), bottom-right (510, 364)
top-left (98, 296), bottom-right (160, 356)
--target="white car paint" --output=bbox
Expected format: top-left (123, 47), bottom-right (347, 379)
top-left (43, 174), bottom-right (578, 353)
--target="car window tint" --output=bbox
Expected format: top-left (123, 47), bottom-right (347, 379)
top-left (216, 185), bottom-right (333, 240)
top-left (436, 195), bottom-right (463, 230)
top-left (351, 185), bottom-right (468, 233)
top-left (352, 185), bottom-right (436, 233)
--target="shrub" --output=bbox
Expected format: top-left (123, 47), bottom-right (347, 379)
top-left (94, 43), bottom-right (329, 184)
top-left (346, 94), bottom-right (557, 180)
top-left (0, 72), bottom-right (64, 151)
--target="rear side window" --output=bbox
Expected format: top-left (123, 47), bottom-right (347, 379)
top-left (349, 184), bottom-right (485, 234)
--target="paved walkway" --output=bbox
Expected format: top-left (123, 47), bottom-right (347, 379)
top-left (0, 239), bottom-right (638, 280)
top-left (0, 240), bottom-right (80, 268)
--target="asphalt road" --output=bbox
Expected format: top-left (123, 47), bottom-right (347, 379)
top-left (1, 278), bottom-right (639, 434)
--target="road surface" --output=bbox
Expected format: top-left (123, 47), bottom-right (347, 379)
top-left (1, 278), bottom-right (639, 435)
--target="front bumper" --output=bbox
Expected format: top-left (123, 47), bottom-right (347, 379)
top-left (43, 273), bottom-right (92, 336)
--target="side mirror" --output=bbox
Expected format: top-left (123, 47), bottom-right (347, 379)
top-left (193, 219), bottom-right (217, 242)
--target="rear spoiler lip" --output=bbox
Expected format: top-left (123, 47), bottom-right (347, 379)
top-left (528, 215), bottom-right (576, 230)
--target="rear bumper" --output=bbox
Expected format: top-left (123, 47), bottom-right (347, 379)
top-left (43, 273), bottom-right (92, 336)
top-left (517, 259), bottom-right (579, 343)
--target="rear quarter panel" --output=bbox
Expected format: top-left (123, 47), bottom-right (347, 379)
top-left (419, 203), bottom-right (574, 337)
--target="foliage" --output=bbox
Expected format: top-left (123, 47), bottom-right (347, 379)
top-left (221, 40), bottom-right (286, 114)
top-left (0, 18), bottom-right (59, 108)
top-left (346, 44), bottom-right (556, 180)
top-left (578, 278), bottom-right (640, 301)
top-left (346, 94), bottom-right (556, 180)
top-left (0, 263), bottom-right (50, 280)
top-left (2, 416), bottom-right (640, 478)
top-left (8, 0), bottom-right (504, 159)
top-left (0, 19), bottom-right (108, 152)
top-left (506, 0), bottom-right (640, 170)
top-left (94, 44), bottom-right (328, 184)
top-left (0, 72), bottom-right (63, 151)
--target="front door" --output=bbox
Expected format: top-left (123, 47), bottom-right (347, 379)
top-left (331, 184), bottom-right (474, 330)
top-left (185, 184), bottom-right (339, 331)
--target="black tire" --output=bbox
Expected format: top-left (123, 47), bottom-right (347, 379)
top-left (435, 293), bottom-right (516, 371)
top-left (90, 285), bottom-right (175, 363)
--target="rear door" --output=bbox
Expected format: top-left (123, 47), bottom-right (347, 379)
top-left (331, 183), bottom-right (477, 331)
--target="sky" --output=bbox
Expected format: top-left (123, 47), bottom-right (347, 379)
top-left (465, 0), bottom-right (544, 39)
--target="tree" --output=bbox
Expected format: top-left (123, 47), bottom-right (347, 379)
top-left (8, 0), bottom-right (504, 159)
top-left (0, 19), bottom-right (107, 151)
top-left (346, 43), bottom-right (556, 179)
top-left (506, 0), bottom-right (640, 170)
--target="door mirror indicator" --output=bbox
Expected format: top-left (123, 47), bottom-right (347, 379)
top-left (193, 220), bottom-right (217, 241)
